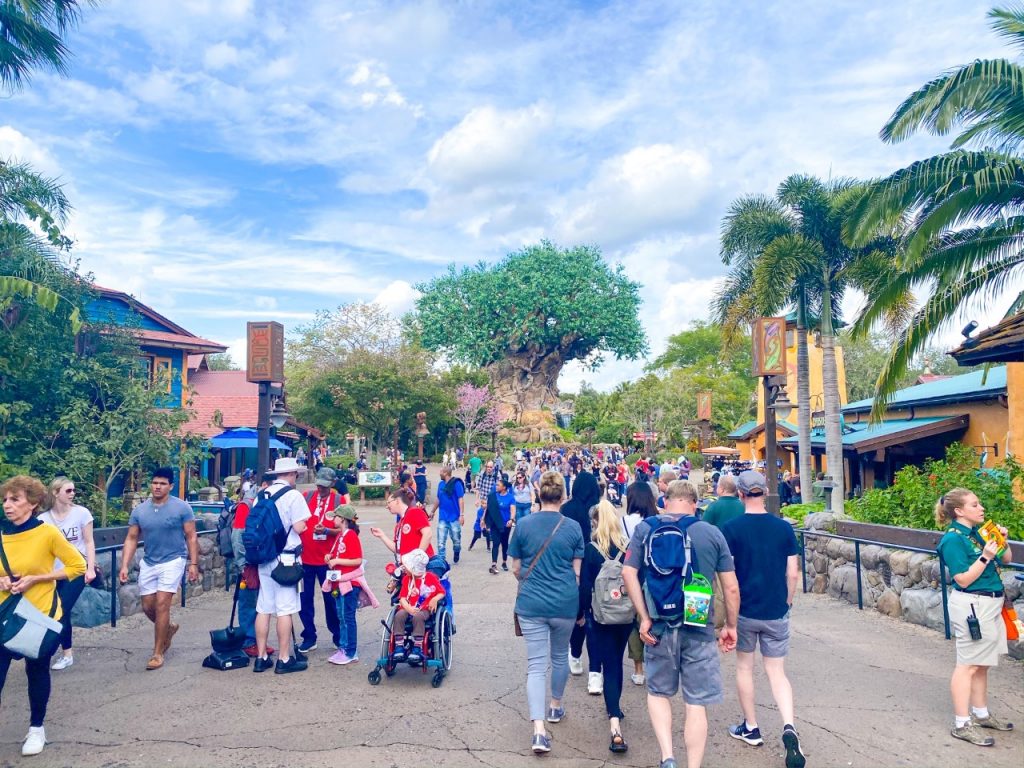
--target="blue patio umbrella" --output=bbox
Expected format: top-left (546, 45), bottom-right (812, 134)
top-left (209, 428), bottom-right (291, 451)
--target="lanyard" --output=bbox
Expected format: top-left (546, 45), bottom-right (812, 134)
top-left (947, 526), bottom-right (1001, 575)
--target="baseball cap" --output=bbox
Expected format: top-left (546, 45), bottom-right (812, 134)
top-left (314, 467), bottom-right (337, 487)
top-left (737, 470), bottom-right (767, 495)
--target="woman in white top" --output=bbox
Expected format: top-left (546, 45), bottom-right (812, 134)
top-left (38, 477), bottom-right (96, 670)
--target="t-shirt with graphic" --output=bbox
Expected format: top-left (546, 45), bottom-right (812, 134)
top-left (399, 571), bottom-right (445, 609)
top-left (300, 489), bottom-right (344, 565)
top-left (327, 528), bottom-right (363, 576)
top-left (394, 507), bottom-right (435, 557)
top-left (38, 505), bottom-right (93, 570)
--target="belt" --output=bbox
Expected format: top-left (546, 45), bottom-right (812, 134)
top-left (959, 590), bottom-right (1004, 598)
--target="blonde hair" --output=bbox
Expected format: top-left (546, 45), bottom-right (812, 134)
top-left (659, 469), bottom-right (678, 485)
top-left (590, 499), bottom-right (628, 557)
top-left (665, 479), bottom-right (699, 503)
top-left (934, 488), bottom-right (975, 528)
top-left (538, 470), bottom-right (566, 505)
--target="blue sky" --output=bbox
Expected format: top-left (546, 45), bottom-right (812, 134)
top-left (0, 0), bottom-right (1008, 390)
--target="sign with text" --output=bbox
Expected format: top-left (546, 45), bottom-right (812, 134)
top-left (246, 321), bottom-right (285, 383)
top-left (633, 431), bottom-right (658, 441)
top-left (752, 317), bottom-right (787, 376)
top-left (697, 392), bottom-right (712, 422)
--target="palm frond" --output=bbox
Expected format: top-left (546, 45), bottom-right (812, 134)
top-left (990, 5), bottom-right (1024, 54)
top-left (719, 195), bottom-right (793, 265)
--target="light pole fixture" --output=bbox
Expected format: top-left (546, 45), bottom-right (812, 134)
top-left (753, 317), bottom-right (788, 516)
top-left (270, 397), bottom-right (290, 429)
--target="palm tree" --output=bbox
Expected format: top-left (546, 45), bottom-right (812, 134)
top-left (0, 0), bottom-right (95, 92)
top-left (846, 5), bottom-right (1024, 416)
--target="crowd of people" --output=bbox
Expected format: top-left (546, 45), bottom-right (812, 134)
top-left (0, 445), bottom-right (1016, 764)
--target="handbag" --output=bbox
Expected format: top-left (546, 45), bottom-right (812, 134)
top-left (514, 517), bottom-right (564, 637)
top-left (270, 548), bottom-right (304, 586)
top-left (0, 535), bottom-right (62, 660)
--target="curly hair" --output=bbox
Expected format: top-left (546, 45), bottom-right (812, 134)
top-left (0, 475), bottom-right (50, 514)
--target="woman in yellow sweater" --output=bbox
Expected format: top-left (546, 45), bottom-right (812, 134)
top-left (0, 475), bottom-right (87, 757)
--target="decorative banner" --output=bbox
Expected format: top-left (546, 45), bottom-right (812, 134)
top-left (247, 321), bottom-right (285, 383)
top-left (697, 391), bottom-right (712, 421)
top-left (753, 317), bottom-right (787, 376)
top-left (632, 431), bottom-right (658, 441)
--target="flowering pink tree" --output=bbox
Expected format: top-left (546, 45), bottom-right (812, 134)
top-left (453, 383), bottom-right (502, 454)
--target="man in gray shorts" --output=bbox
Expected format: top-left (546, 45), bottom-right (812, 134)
top-left (721, 470), bottom-right (805, 768)
top-left (622, 479), bottom-right (740, 768)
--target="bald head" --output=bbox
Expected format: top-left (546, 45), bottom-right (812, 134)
top-left (717, 475), bottom-right (737, 497)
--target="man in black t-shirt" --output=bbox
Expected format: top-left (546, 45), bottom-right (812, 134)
top-left (721, 471), bottom-right (805, 768)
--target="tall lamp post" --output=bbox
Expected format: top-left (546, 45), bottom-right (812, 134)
top-left (248, 321), bottom-right (287, 478)
top-left (752, 317), bottom-right (792, 516)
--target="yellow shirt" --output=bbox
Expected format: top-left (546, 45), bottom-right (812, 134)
top-left (0, 521), bottom-right (87, 620)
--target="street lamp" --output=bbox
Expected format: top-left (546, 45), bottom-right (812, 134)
top-left (270, 397), bottom-right (290, 429)
top-left (763, 376), bottom-right (791, 516)
top-left (257, 383), bottom-right (285, 478)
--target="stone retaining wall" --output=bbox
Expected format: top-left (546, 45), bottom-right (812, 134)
top-left (802, 512), bottom-right (1024, 659)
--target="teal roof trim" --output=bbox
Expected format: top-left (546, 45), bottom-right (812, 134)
top-left (779, 416), bottom-right (966, 449)
top-left (843, 366), bottom-right (1006, 414)
top-left (727, 420), bottom-right (799, 439)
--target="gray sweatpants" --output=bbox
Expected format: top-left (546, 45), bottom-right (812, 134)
top-left (519, 615), bottom-right (576, 722)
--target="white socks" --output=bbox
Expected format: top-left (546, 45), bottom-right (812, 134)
top-left (955, 715), bottom-right (971, 728)
top-left (972, 706), bottom-right (990, 719)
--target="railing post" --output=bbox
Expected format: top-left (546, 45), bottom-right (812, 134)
top-left (181, 567), bottom-right (187, 608)
top-left (800, 530), bottom-right (808, 594)
top-left (110, 549), bottom-right (118, 627)
top-left (939, 551), bottom-right (951, 640)
top-left (854, 540), bottom-right (863, 610)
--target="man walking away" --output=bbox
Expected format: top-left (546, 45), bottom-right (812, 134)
top-left (622, 480), bottom-right (740, 768)
top-left (430, 466), bottom-right (465, 563)
top-left (721, 471), bottom-right (805, 768)
top-left (118, 468), bottom-right (199, 671)
top-left (703, 475), bottom-right (744, 528)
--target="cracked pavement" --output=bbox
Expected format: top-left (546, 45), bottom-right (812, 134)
top-left (0, 473), bottom-right (1021, 767)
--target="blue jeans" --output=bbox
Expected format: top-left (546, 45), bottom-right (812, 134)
top-left (334, 586), bottom-right (360, 657)
top-left (519, 615), bottom-right (575, 722)
top-left (299, 564), bottom-right (340, 647)
top-left (437, 519), bottom-right (462, 561)
top-left (515, 502), bottom-right (532, 520)
top-left (238, 583), bottom-right (258, 646)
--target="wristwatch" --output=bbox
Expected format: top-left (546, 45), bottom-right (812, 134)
top-left (979, 555), bottom-right (990, 564)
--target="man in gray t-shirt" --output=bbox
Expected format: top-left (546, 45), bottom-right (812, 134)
top-left (622, 479), bottom-right (740, 768)
top-left (119, 468), bottom-right (198, 671)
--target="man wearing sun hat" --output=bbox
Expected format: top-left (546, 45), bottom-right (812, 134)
top-left (253, 457), bottom-right (311, 674)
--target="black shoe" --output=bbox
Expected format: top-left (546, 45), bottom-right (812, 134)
top-left (454, 550), bottom-right (460, 563)
top-left (782, 726), bottom-right (805, 768)
top-left (274, 656), bottom-right (308, 674)
top-left (501, 562), bottom-right (508, 571)
top-left (253, 656), bottom-right (274, 673)
top-left (296, 640), bottom-right (317, 653)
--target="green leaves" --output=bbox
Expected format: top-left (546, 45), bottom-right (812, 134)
top-left (0, 0), bottom-right (96, 92)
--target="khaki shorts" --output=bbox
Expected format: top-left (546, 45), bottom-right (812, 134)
top-left (948, 589), bottom-right (1007, 667)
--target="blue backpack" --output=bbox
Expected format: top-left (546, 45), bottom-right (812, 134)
top-left (642, 515), bottom-right (702, 625)
top-left (243, 486), bottom-right (290, 565)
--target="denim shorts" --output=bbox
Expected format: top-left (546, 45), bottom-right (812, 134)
top-left (644, 626), bottom-right (722, 705)
top-left (736, 614), bottom-right (790, 657)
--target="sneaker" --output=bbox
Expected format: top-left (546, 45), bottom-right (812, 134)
top-left (951, 722), bottom-right (995, 746)
top-left (630, 672), bottom-right (646, 686)
top-left (51, 654), bottom-right (74, 671)
top-left (729, 720), bottom-right (764, 746)
top-left (973, 713), bottom-right (1014, 731)
top-left (328, 650), bottom-right (350, 665)
top-left (588, 671), bottom-right (604, 695)
top-left (489, 564), bottom-right (498, 574)
top-left (568, 656), bottom-right (583, 675)
top-left (392, 646), bottom-right (407, 663)
top-left (782, 726), bottom-right (806, 768)
top-left (546, 706), bottom-right (565, 723)
top-left (21, 727), bottom-right (45, 756)
top-left (296, 640), bottom-right (318, 653)
top-left (243, 645), bottom-right (275, 658)
top-left (340, 652), bottom-right (358, 665)
top-left (275, 656), bottom-right (308, 674)
top-left (408, 646), bottom-right (424, 664)
top-left (454, 550), bottom-right (460, 564)
top-left (659, 759), bottom-right (678, 768)
top-left (252, 656), bottom-right (275, 673)
top-left (531, 733), bottom-right (551, 753)
top-left (502, 562), bottom-right (509, 571)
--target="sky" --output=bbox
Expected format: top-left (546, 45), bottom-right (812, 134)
top-left (1, 0), bottom-right (1012, 392)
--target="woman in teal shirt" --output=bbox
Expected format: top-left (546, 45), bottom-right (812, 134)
top-left (935, 488), bottom-right (1014, 747)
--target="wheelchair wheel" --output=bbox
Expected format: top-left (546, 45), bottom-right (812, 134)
top-left (379, 606), bottom-right (397, 669)
top-left (436, 608), bottom-right (454, 672)
top-left (368, 669), bottom-right (382, 685)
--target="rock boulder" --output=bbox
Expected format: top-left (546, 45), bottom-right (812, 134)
top-left (900, 587), bottom-right (945, 632)
top-left (71, 586), bottom-right (112, 628)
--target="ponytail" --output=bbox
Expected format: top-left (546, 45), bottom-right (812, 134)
top-left (934, 487), bottom-right (973, 528)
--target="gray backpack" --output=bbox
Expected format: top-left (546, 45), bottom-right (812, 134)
top-left (591, 549), bottom-right (636, 625)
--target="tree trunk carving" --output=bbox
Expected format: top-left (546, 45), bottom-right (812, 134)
top-left (486, 349), bottom-right (563, 425)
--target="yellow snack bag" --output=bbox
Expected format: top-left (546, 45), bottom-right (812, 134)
top-left (979, 520), bottom-right (1007, 557)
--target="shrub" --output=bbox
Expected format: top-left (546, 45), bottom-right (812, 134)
top-left (849, 443), bottom-right (1024, 539)
top-left (781, 502), bottom-right (824, 528)
top-left (324, 454), bottom-right (354, 470)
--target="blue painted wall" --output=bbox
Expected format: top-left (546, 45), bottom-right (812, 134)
top-left (85, 296), bottom-right (169, 332)
top-left (140, 346), bottom-right (184, 408)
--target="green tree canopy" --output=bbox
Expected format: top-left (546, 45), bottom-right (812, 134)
top-left (647, 321), bottom-right (751, 376)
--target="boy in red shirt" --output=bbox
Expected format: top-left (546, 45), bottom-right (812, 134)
top-left (392, 549), bottom-right (445, 664)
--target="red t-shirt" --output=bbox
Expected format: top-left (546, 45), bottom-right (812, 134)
top-left (300, 489), bottom-right (344, 565)
top-left (232, 502), bottom-right (250, 530)
top-left (394, 507), bottom-right (435, 558)
top-left (328, 528), bottom-right (363, 575)
top-left (399, 572), bottom-right (445, 609)
top-left (636, 459), bottom-right (650, 474)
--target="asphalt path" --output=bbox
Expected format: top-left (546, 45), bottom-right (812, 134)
top-left (0, 466), bottom-right (1021, 767)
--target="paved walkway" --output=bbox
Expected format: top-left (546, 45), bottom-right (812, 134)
top-left (2, 470), bottom-right (1021, 767)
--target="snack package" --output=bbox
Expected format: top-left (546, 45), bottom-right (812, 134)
top-left (979, 520), bottom-right (1008, 558)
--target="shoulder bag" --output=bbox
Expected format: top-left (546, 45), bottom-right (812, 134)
top-left (0, 534), bottom-right (62, 660)
top-left (514, 517), bottom-right (564, 637)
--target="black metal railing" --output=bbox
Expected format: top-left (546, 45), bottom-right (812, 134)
top-left (798, 529), bottom-right (1023, 640)
top-left (95, 529), bottom-right (228, 627)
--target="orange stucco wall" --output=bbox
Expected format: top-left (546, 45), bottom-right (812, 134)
top-left (1008, 362), bottom-right (1024, 460)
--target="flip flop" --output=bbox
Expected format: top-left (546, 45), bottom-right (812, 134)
top-left (163, 623), bottom-right (180, 653)
top-left (609, 732), bottom-right (628, 753)
top-left (146, 654), bottom-right (164, 671)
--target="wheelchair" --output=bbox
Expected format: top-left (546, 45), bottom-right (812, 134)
top-left (368, 556), bottom-right (455, 688)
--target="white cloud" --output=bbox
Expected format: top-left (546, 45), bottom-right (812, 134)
top-left (203, 42), bottom-right (241, 71)
top-left (371, 281), bottom-right (420, 318)
top-left (0, 126), bottom-right (64, 178)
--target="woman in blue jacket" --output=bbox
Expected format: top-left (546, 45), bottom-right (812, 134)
top-left (483, 476), bottom-right (515, 574)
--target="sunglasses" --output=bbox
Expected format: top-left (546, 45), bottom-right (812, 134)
top-left (63, 488), bottom-right (76, 494)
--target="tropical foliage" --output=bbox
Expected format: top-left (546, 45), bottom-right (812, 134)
top-left (0, 0), bottom-right (95, 91)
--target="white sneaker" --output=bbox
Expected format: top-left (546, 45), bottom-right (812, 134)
top-left (588, 671), bottom-right (604, 695)
top-left (51, 654), bottom-right (73, 671)
top-left (568, 656), bottom-right (584, 675)
top-left (631, 672), bottom-right (646, 686)
top-left (22, 726), bottom-right (45, 756)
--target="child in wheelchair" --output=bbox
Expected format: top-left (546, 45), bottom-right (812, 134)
top-left (391, 549), bottom-right (446, 664)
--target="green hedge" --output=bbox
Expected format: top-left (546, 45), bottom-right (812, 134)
top-left (781, 502), bottom-right (824, 528)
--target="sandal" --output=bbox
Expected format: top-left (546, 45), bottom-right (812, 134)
top-left (145, 654), bottom-right (164, 671)
top-left (609, 731), bottom-right (628, 753)
top-left (489, 564), bottom-right (498, 574)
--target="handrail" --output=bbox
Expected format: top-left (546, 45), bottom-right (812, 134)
top-left (797, 528), bottom-right (1022, 640)
top-left (94, 529), bottom-right (226, 627)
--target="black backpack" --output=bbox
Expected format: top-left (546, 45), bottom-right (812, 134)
top-left (216, 500), bottom-right (235, 558)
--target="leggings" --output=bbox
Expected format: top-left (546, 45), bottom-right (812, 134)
top-left (519, 615), bottom-right (575, 722)
top-left (490, 527), bottom-right (510, 564)
top-left (56, 576), bottom-right (86, 650)
top-left (589, 621), bottom-right (633, 718)
top-left (469, 530), bottom-right (484, 549)
top-left (0, 647), bottom-right (52, 727)
top-left (569, 616), bottom-right (599, 672)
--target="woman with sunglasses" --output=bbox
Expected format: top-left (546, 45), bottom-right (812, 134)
top-left (370, 486), bottom-right (435, 560)
top-left (512, 471), bottom-right (533, 521)
top-left (37, 477), bottom-right (96, 671)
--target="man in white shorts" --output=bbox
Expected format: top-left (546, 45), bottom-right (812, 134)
top-left (253, 457), bottom-right (311, 674)
top-left (119, 467), bottom-right (199, 671)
